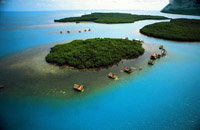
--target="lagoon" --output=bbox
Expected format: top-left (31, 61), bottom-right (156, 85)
top-left (0, 10), bottom-right (200, 129)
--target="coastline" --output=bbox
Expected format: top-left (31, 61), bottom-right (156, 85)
top-left (139, 19), bottom-right (200, 42)
top-left (1, 40), bottom-right (200, 130)
top-left (0, 39), bottom-right (162, 99)
top-left (1, 10), bottom-right (200, 130)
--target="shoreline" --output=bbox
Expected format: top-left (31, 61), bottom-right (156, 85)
top-left (54, 12), bottom-right (169, 24)
top-left (1, 10), bottom-right (200, 130)
top-left (140, 19), bottom-right (200, 42)
top-left (0, 40), bottom-right (161, 99)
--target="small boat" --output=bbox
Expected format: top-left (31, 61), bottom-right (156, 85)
top-left (78, 30), bottom-right (81, 33)
top-left (134, 39), bottom-right (143, 42)
top-left (108, 72), bottom-right (117, 79)
top-left (157, 54), bottom-right (162, 58)
top-left (60, 31), bottom-right (63, 34)
top-left (148, 60), bottom-right (154, 65)
top-left (159, 45), bottom-right (164, 49)
top-left (84, 29), bottom-right (87, 32)
top-left (67, 31), bottom-right (70, 33)
top-left (124, 67), bottom-right (132, 74)
top-left (73, 84), bottom-right (84, 92)
top-left (161, 49), bottom-right (167, 55)
top-left (88, 29), bottom-right (91, 31)
top-left (151, 53), bottom-right (157, 60)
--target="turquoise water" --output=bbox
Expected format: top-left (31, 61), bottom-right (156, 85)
top-left (0, 10), bottom-right (200, 129)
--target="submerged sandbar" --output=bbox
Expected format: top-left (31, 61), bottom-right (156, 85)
top-left (0, 40), bottom-right (160, 98)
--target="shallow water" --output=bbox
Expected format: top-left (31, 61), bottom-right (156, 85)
top-left (0, 10), bottom-right (200, 130)
top-left (0, 40), bottom-right (160, 98)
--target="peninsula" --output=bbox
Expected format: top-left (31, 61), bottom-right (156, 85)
top-left (54, 13), bottom-right (169, 24)
top-left (140, 19), bottom-right (200, 42)
top-left (46, 38), bottom-right (144, 69)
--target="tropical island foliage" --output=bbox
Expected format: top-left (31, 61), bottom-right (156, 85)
top-left (46, 38), bottom-right (144, 69)
top-left (140, 19), bottom-right (200, 42)
top-left (54, 13), bottom-right (169, 24)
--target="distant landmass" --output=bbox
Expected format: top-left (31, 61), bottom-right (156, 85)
top-left (161, 0), bottom-right (200, 16)
top-left (54, 13), bottom-right (168, 24)
top-left (140, 19), bottom-right (200, 42)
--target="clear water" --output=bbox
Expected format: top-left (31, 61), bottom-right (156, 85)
top-left (0, 10), bottom-right (200, 130)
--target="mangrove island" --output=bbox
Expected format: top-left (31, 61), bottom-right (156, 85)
top-left (46, 38), bottom-right (144, 69)
top-left (54, 13), bottom-right (169, 24)
top-left (140, 19), bottom-right (200, 42)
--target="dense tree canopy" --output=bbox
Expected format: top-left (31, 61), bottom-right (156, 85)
top-left (140, 19), bottom-right (200, 42)
top-left (46, 38), bottom-right (145, 69)
top-left (54, 13), bottom-right (169, 24)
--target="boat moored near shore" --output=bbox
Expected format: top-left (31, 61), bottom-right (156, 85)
top-left (108, 72), bottom-right (118, 79)
top-left (159, 45), bottom-right (164, 49)
top-left (134, 39), bottom-right (143, 43)
top-left (124, 67), bottom-right (132, 74)
top-left (73, 84), bottom-right (84, 92)
top-left (151, 53), bottom-right (157, 60)
top-left (161, 49), bottom-right (167, 55)
top-left (148, 60), bottom-right (154, 65)
top-left (157, 54), bottom-right (162, 58)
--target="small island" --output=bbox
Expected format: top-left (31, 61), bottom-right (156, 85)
top-left (54, 13), bottom-right (169, 24)
top-left (140, 19), bottom-right (200, 42)
top-left (46, 38), bottom-right (145, 69)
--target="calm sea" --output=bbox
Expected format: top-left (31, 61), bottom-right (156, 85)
top-left (0, 10), bottom-right (200, 130)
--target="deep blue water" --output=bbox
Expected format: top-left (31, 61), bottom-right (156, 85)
top-left (0, 10), bottom-right (200, 130)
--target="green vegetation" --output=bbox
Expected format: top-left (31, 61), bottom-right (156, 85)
top-left (54, 13), bottom-right (169, 24)
top-left (140, 19), bottom-right (200, 42)
top-left (46, 38), bottom-right (144, 69)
